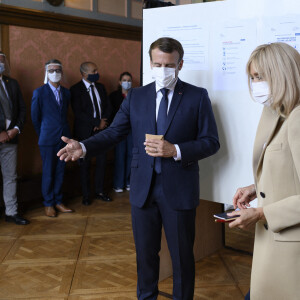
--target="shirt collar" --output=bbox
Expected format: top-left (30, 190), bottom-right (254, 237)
top-left (48, 82), bottom-right (60, 92)
top-left (155, 78), bottom-right (178, 93)
top-left (82, 78), bottom-right (94, 89)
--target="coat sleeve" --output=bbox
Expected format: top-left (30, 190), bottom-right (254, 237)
top-left (264, 108), bottom-right (300, 233)
top-left (178, 89), bottom-right (220, 166)
top-left (13, 80), bottom-right (26, 131)
top-left (31, 89), bottom-right (41, 136)
top-left (99, 84), bottom-right (112, 121)
top-left (83, 88), bottom-right (132, 158)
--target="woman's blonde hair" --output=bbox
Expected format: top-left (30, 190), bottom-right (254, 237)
top-left (246, 42), bottom-right (300, 117)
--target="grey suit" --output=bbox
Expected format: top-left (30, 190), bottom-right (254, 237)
top-left (0, 75), bottom-right (26, 215)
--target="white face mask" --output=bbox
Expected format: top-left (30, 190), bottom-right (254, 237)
top-left (48, 71), bottom-right (62, 83)
top-left (251, 81), bottom-right (270, 105)
top-left (152, 67), bottom-right (177, 89)
top-left (121, 81), bottom-right (132, 90)
top-left (0, 62), bottom-right (5, 74)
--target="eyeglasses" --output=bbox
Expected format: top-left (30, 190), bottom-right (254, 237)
top-left (48, 69), bottom-right (62, 74)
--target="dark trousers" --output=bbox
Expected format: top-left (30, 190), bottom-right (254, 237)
top-left (79, 152), bottom-right (106, 198)
top-left (39, 142), bottom-right (65, 207)
top-left (131, 173), bottom-right (196, 300)
top-left (113, 133), bottom-right (133, 189)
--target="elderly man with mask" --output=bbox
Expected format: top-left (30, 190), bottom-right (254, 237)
top-left (31, 59), bottom-right (73, 217)
top-left (0, 51), bottom-right (28, 225)
top-left (70, 61), bottom-right (112, 206)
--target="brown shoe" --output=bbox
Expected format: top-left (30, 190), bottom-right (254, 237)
top-left (45, 206), bottom-right (56, 217)
top-left (55, 204), bottom-right (73, 213)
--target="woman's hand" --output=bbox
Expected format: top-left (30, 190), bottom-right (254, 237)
top-left (233, 184), bottom-right (257, 209)
top-left (228, 207), bottom-right (265, 230)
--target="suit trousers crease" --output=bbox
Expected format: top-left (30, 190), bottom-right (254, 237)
top-left (0, 143), bottom-right (18, 216)
top-left (39, 142), bottom-right (65, 207)
top-left (131, 173), bottom-right (196, 300)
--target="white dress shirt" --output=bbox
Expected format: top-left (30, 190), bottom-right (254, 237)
top-left (155, 80), bottom-right (181, 161)
top-left (82, 79), bottom-right (102, 118)
top-left (81, 80), bottom-right (182, 160)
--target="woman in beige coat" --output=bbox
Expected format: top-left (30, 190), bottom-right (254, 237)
top-left (229, 42), bottom-right (300, 300)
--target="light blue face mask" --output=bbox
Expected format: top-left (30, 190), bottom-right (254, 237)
top-left (121, 81), bottom-right (132, 90)
top-left (0, 63), bottom-right (5, 74)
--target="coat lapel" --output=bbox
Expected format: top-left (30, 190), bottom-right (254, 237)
top-left (3, 76), bottom-right (13, 111)
top-left (145, 82), bottom-right (157, 135)
top-left (164, 79), bottom-right (184, 135)
top-left (45, 83), bottom-right (60, 110)
top-left (254, 106), bottom-right (281, 180)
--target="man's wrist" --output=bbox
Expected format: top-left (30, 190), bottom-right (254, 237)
top-left (173, 144), bottom-right (181, 161)
top-left (13, 126), bottom-right (20, 134)
top-left (79, 142), bottom-right (87, 158)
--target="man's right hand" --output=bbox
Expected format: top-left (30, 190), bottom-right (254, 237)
top-left (57, 136), bottom-right (83, 162)
top-left (233, 184), bottom-right (257, 210)
top-left (99, 118), bottom-right (108, 130)
top-left (0, 131), bottom-right (9, 143)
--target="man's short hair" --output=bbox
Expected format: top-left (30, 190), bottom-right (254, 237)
top-left (80, 62), bottom-right (95, 74)
top-left (45, 59), bottom-right (62, 68)
top-left (149, 37), bottom-right (184, 63)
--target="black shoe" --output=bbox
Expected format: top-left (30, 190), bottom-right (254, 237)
top-left (82, 197), bottom-right (91, 206)
top-left (5, 214), bottom-right (30, 225)
top-left (96, 193), bottom-right (112, 202)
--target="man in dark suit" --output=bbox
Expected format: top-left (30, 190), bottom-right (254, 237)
top-left (31, 59), bottom-right (73, 217)
top-left (58, 38), bottom-right (220, 299)
top-left (0, 51), bottom-right (29, 225)
top-left (70, 62), bottom-right (112, 206)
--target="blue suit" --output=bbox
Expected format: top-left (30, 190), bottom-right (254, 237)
top-left (83, 79), bottom-right (219, 299)
top-left (31, 83), bottom-right (71, 207)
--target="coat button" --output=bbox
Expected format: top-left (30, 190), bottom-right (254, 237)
top-left (260, 192), bottom-right (266, 198)
top-left (264, 223), bottom-right (268, 230)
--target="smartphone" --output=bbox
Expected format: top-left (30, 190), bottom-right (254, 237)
top-left (213, 211), bottom-right (240, 222)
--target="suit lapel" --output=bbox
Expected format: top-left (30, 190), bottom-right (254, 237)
top-left (254, 106), bottom-right (281, 180)
top-left (60, 87), bottom-right (66, 113)
top-left (145, 82), bottom-right (157, 134)
top-left (45, 83), bottom-right (60, 110)
top-left (2, 76), bottom-right (13, 111)
top-left (81, 81), bottom-right (95, 113)
top-left (164, 79), bottom-right (184, 135)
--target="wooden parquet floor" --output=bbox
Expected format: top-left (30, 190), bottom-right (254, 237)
top-left (0, 191), bottom-right (254, 299)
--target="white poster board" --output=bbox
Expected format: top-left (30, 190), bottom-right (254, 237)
top-left (143, 0), bottom-right (300, 205)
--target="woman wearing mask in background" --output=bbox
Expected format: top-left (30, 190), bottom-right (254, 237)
top-left (228, 42), bottom-right (300, 300)
top-left (109, 72), bottom-right (133, 193)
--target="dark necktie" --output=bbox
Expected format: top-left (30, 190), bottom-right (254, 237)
top-left (154, 88), bottom-right (169, 174)
top-left (0, 80), bottom-right (12, 120)
top-left (90, 85), bottom-right (100, 119)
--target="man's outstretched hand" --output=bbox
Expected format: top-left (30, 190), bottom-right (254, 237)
top-left (57, 136), bottom-right (83, 161)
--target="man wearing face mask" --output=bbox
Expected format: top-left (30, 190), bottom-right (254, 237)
top-left (31, 59), bottom-right (73, 217)
top-left (109, 71), bottom-right (133, 192)
top-left (70, 62), bottom-right (112, 206)
top-left (0, 51), bottom-right (29, 225)
top-left (58, 38), bottom-right (220, 299)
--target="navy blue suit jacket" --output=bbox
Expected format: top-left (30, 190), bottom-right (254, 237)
top-left (31, 83), bottom-right (71, 146)
top-left (83, 79), bottom-right (220, 210)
